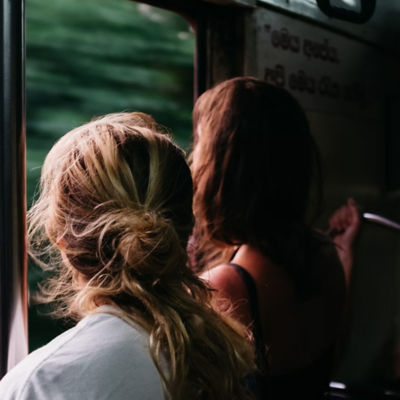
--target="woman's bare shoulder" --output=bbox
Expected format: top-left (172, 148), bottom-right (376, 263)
top-left (201, 264), bottom-right (247, 297)
top-left (200, 264), bottom-right (253, 325)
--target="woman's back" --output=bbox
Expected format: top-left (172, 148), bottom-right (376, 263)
top-left (0, 310), bottom-right (165, 400)
top-left (203, 234), bottom-right (346, 398)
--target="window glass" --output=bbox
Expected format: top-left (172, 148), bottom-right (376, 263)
top-left (27, 0), bottom-right (194, 351)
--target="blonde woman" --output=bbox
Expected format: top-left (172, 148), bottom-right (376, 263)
top-left (0, 113), bottom-right (254, 400)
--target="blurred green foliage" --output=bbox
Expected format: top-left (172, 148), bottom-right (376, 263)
top-left (27, 0), bottom-right (194, 350)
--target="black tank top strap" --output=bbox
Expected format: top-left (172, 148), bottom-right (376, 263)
top-left (228, 263), bottom-right (267, 366)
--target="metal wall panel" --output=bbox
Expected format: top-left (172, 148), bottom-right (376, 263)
top-left (257, 0), bottom-right (400, 48)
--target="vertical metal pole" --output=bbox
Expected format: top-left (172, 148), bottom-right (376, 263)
top-left (0, 0), bottom-right (27, 378)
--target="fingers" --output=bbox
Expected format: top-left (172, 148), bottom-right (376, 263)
top-left (329, 198), bottom-right (359, 230)
top-left (330, 198), bottom-right (361, 279)
top-left (329, 204), bottom-right (349, 233)
top-left (347, 197), bottom-right (361, 230)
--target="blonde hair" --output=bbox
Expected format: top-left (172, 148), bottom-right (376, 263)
top-left (28, 112), bottom-right (254, 399)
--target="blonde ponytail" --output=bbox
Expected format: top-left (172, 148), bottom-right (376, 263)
top-left (28, 112), bottom-right (254, 400)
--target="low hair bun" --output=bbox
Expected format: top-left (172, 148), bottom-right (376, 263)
top-left (115, 208), bottom-right (186, 279)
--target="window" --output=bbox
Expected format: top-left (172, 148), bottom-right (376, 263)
top-left (27, 0), bottom-right (194, 350)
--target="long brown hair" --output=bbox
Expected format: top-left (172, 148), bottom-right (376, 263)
top-left (190, 77), bottom-right (322, 294)
top-left (28, 112), bottom-right (254, 399)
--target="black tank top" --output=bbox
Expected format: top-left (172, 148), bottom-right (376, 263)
top-left (228, 263), bottom-right (333, 400)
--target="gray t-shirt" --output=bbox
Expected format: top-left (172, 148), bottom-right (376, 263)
top-left (0, 309), bottom-right (165, 400)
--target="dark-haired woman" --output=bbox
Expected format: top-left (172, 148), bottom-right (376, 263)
top-left (190, 77), bottom-right (355, 399)
top-left (0, 112), bottom-right (254, 400)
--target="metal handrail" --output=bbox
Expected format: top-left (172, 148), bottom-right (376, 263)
top-left (362, 212), bottom-right (400, 232)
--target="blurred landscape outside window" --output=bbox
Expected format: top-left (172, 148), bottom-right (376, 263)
top-left (27, 0), bottom-right (194, 351)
